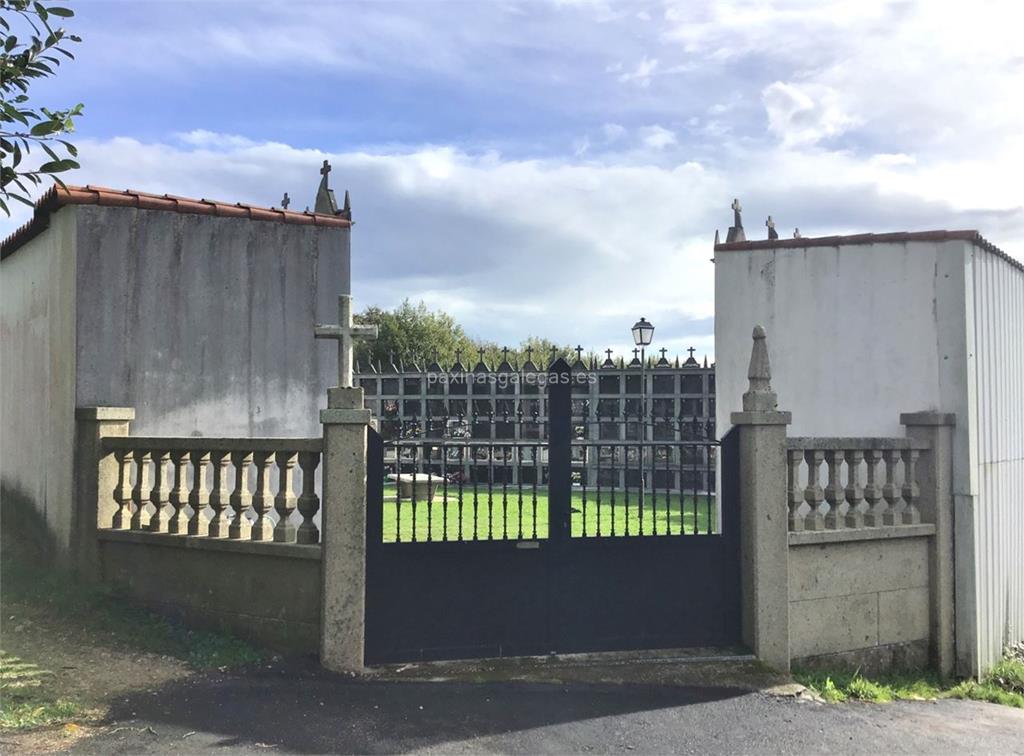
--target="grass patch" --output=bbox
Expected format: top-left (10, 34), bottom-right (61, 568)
top-left (795, 656), bottom-right (1024, 708)
top-left (383, 484), bottom-right (717, 541)
top-left (0, 652), bottom-right (85, 731)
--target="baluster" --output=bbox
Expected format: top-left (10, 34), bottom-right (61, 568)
top-left (148, 450), bottom-right (171, 532)
top-left (112, 449), bottom-right (134, 529)
top-left (863, 449), bottom-right (885, 526)
top-left (296, 452), bottom-right (322, 544)
top-left (843, 449), bottom-right (865, 528)
top-left (901, 448), bottom-right (921, 524)
top-left (188, 451), bottom-right (210, 536)
top-left (229, 451), bottom-right (253, 539)
top-left (208, 451), bottom-right (232, 537)
top-left (130, 451), bottom-right (152, 530)
top-left (787, 449), bottom-right (804, 531)
top-left (274, 451), bottom-right (299, 543)
top-left (168, 450), bottom-right (190, 534)
top-left (250, 451), bottom-right (275, 541)
top-left (882, 448), bottom-right (903, 525)
top-left (823, 449), bottom-right (846, 529)
top-left (803, 449), bottom-right (825, 531)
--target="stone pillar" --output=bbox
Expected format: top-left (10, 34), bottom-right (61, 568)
top-left (901, 411), bottom-right (956, 678)
top-left (73, 407), bottom-right (135, 580)
top-left (730, 327), bottom-right (792, 673)
top-left (320, 386), bottom-right (373, 673)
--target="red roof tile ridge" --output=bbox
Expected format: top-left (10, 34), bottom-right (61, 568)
top-left (1, 183), bottom-right (351, 259)
top-left (713, 228), bottom-right (1021, 273)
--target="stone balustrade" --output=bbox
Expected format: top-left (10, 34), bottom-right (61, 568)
top-left (102, 437), bottom-right (323, 544)
top-left (785, 437), bottom-right (929, 532)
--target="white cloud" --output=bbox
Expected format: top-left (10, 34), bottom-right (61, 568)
top-left (762, 81), bottom-right (857, 146)
top-left (617, 56), bottom-right (658, 87)
top-left (639, 125), bottom-right (678, 149)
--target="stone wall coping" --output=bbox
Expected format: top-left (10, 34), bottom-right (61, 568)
top-left (320, 408), bottom-right (373, 425)
top-left (730, 410), bottom-right (792, 426)
top-left (788, 523), bottom-right (936, 546)
top-left (786, 436), bottom-right (930, 451)
top-left (102, 436), bottom-right (322, 453)
top-left (900, 412), bottom-right (957, 427)
top-left (76, 406), bottom-right (136, 421)
top-left (97, 529), bottom-right (322, 560)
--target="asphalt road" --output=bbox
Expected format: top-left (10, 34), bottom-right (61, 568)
top-left (63, 666), bottom-right (1024, 755)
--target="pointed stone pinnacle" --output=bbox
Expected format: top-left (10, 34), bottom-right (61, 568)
top-left (742, 325), bottom-right (778, 412)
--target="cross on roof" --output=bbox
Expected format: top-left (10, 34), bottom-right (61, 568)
top-left (688, 346), bottom-right (696, 358)
top-left (633, 347), bottom-right (639, 357)
top-left (501, 346), bottom-right (509, 360)
top-left (525, 346), bottom-right (533, 360)
top-left (731, 197), bottom-right (743, 228)
top-left (281, 192), bottom-right (290, 210)
top-left (606, 348), bottom-right (613, 359)
top-left (660, 347), bottom-right (668, 358)
top-left (320, 160), bottom-right (331, 177)
top-left (314, 295), bottom-right (378, 388)
top-left (575, 345), bottom-right (584, 361)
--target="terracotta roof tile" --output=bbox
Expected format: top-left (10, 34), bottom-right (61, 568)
top-left (1, 184), bottom-right (351, 259)
top-left (714, 229), bottom-right (1021, 273)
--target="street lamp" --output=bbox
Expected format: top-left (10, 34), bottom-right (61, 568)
top-left (631, 317), bottom-right (654, 514)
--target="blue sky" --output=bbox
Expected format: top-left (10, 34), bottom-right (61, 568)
top-left (4, 0), bottom-right (1023, 359)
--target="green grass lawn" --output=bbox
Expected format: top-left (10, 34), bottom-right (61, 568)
top-left (381, 484), bottom-right (717, 542)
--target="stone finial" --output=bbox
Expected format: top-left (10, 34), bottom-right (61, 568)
top-left (766, 216), bottom-right (778, 240)
top-left (714, 229), bottom-right (720, 245)
top-left (340, 189), bottom-right (352, 221)
top-left (281, 192), bottom-right (291, 210)
top-left (726, 197), bottom-right (746, 243)
top-left (315, 159), bottom-right (340, 215)
top-left (742, 325), bottom-right (778, 412)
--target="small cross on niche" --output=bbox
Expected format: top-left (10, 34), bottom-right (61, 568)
top-left (314, 295), bottom-right (378, 388)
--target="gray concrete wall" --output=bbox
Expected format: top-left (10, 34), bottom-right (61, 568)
top-left (0, 208), bottom-right (78, 557)
top-left (73, 206), bottom-right (350, 438)
top-left (98, 531), bottom-right (321, 652)
top-left (789, 535), bottom-right (931, 671)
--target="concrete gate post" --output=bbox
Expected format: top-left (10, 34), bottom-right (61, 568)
top-left (730, 327), bottom-right (792, 673)
top-left (73, 407), bottom-right (135, 579)
top-left (320, 387), bottom-right (373, 673)
top-left (901, 411), bottom-right (956, 678)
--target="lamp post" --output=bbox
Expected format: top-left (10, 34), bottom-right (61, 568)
top-left (631, 317), bottom-right (654, 514)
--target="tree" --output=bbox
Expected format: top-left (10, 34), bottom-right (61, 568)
top-left (355, 300), bottom-right (478, 369)
top-left (1, 1), bottom-right (82, 216)
top-left (353, 301), bottom-right (576, 371)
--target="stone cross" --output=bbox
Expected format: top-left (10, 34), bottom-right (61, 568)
top-left (321, 160), bottom-right (331, 178)
top-left (659, 347), bottom-right (668, 359)
top-left (731, 198), bottom-right (743, 228)
top-left (281, 192), bottom-right (290, 210)
top-left (524, 346), bottom-right (533, 362)
top-left (605, 348), bottom-right (613, 360)
top-left (688, 346), bottom-right (696, 359)
top-left (766, 215), bottom-right (779, 240)
top-left (314, 295), bottom-right (378, 388)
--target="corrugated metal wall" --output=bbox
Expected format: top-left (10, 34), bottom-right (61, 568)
top-left (969, 243), bottom-right (1024, 673)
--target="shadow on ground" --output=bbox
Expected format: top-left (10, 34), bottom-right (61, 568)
top-left (74, 662), bottom-right (747, 754)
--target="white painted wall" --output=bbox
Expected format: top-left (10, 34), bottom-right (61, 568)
top-left (73, 206), bottom-right (350, 438)
top-left (0, 209), bottom-right (78, 555)
top-left (714, 237), bottom-right (1024, 675)
top-left (1, 204), bottom-right (350, 557)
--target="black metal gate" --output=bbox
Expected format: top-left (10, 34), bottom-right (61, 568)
top-left (364, 359), bottom-right (741, 664)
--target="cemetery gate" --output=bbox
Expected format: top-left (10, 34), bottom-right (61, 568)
top-left (364, 358), bottom-right (741, 664)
